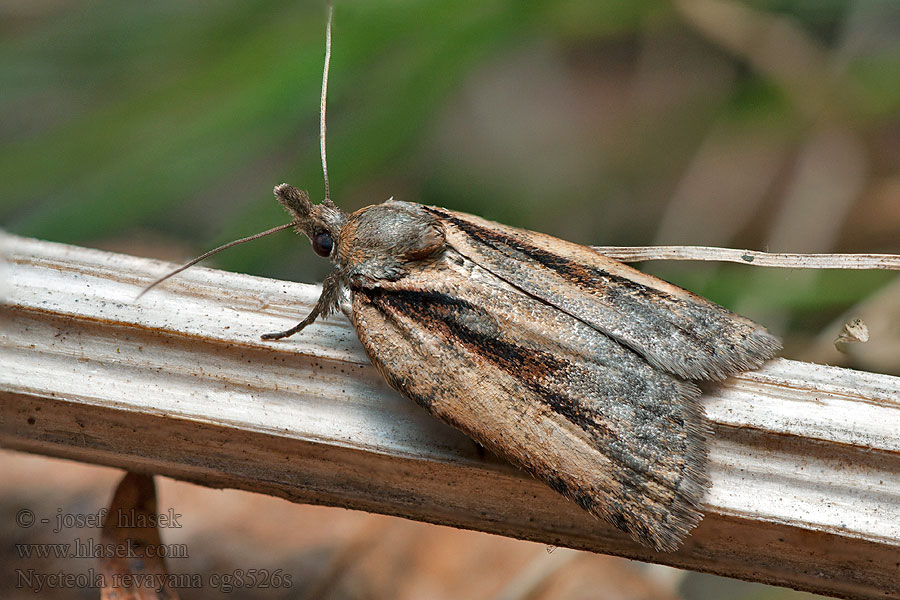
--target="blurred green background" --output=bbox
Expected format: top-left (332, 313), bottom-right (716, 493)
top-left (2, 1), bottom-right (899, 598)
top-left (3, 0), bottom-right (899, 374)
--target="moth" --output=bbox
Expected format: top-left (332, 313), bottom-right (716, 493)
top-left (143, 8), bottom-right (780, 552)
top-left (254, 183), bottom-right (781, 552)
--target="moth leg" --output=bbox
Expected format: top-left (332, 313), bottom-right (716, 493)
top-left (261, 271), bottom-right (343, 340)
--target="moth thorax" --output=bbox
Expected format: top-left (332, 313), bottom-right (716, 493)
top-left (339, 202), bottom-right (446, 267)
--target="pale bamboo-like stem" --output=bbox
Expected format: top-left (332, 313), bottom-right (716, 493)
top-left (592, 245), bottom-right (900, 270)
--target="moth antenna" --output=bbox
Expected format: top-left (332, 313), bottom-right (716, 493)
top-left (320, 3), bottom-right (334, 206)
top-left (137, 222), bottom-right (296, 299)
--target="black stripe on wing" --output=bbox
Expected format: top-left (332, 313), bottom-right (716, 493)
top-left (359, 287), bottom-right (613, 442)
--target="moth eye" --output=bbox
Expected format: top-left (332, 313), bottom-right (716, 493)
top-left (312, 232), bottom-right (334, 257)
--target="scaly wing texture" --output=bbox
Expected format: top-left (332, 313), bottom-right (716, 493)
top-left (350, 253), bottom-right (709, 551)
top-left (426, 207), bottom-right (781, 381)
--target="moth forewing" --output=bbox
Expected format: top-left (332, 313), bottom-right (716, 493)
top-left (346, 233), bottom-right (711, 552)
top-left (427, 207), bottom-right (781, 381)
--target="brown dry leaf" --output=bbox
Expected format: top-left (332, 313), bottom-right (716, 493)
top-left (99, 473), bottom-right (180, 600)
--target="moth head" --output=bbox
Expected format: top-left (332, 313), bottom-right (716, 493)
top-left (274, 183), bottom-right (348, 260)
